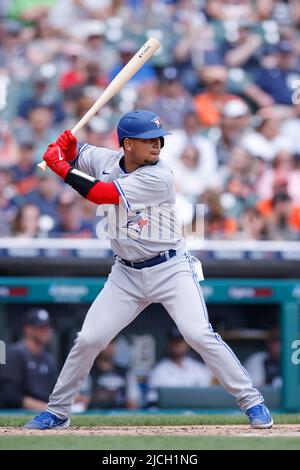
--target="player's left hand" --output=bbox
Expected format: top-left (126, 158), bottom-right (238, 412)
top-left (55, 130), bottom-right (78, 161)
top-left (43, 144), bottom-right (71, 180)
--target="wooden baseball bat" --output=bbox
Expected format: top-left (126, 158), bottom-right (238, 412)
top-left (37, 36), bottom-right (161, 170)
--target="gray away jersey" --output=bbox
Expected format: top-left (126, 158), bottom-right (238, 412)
top-left (74, 144), bottom-right (185, 261)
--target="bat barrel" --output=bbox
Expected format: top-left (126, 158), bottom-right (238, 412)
top-left (37, 37), bottom-right (161, 172)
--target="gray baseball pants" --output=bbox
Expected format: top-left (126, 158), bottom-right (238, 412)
top-left (47, 252), bottom-right (263, 418)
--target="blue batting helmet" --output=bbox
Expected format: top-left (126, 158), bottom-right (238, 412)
top-left (117, 110), bottom-right (170, 147)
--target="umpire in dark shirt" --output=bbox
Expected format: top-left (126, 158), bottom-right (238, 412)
top-left (0, 309), bottom-right (57, 411)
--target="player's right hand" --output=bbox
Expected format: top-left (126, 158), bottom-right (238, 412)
top-left (43, 143), bottom-right (71, 180)
top-left (55, 130), bottom-right (78, 161)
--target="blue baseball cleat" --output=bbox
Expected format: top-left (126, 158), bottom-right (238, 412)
top-left (24, 411), bottom-right (70, 430)
top-left (246, 402), bottom-right (273, 429)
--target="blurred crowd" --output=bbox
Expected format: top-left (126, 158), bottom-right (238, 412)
top-left (1, 0), bottom-right (300, 240)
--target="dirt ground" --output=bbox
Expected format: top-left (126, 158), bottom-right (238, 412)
top-left (1, 424), bottom-right (299, 437)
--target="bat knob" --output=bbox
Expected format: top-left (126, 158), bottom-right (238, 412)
top-left (38, 161), bottom-right (47, 171)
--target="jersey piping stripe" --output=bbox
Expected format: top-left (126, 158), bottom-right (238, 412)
top-left (184, 251), bottom-right (251, 380)
top-left (78, 143), bottom-right (89, 156)
top-left (113, 179), bottom-right (131, 210)
top-left (73, 143), bottom-right (90, 169)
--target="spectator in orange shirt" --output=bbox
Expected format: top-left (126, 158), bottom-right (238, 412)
top-left (193, 66), bottom-right (237, 127)
top-left (201, 189), bottom-right (237, 239)
top-left (239, 206), bottom-right (269, 240)
top-left (256, 150), bottom-right (300, 204)
top-left (0, 120), bottom-right (19, 167)
top-left (257, 192), bottom-right (300, 239)
top-left (11, 140), bottom-right (38, 196)
top-left (257, 172), bottom-right (300, 233)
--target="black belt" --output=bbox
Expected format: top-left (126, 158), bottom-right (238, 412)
top-left (120, 249), bottom-right (176, 269)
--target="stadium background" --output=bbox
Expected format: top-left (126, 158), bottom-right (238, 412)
top-left (0, 0), bottom-right (300, 415)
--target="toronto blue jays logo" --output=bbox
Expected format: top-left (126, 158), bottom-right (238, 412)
top-left (151, 116), bottom-right (161, 128)
top-left (124, 211), bottom-right (149, 238)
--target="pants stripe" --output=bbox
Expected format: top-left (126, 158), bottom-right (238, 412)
top-left (214, 332), bottom-right (252, 380)
top-left (184, 251), bottom-right (250, 380)
top-left (184, 251), bottom-right (209, 323)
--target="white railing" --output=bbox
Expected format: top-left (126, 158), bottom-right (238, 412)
top-left (0, 238), bottom-right (299, 252)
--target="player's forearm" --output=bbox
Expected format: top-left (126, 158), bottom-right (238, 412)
top-left (43, 145), bottom-right (119, 204)
top-left (225, 37), bottom-right (262, 67)
top-left (65, 168), bottom-right (119, 205)
top-left (243, 82), bottom-right (275, 107)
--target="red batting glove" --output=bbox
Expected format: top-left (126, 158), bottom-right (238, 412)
top-left (43, 144), bottom-right (71, 180)
top-left (55, 130), bottom-right (78, 161)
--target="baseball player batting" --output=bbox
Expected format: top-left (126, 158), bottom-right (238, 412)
top-left (25, 110), bottom-right (273, 430)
